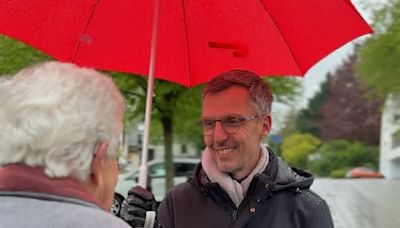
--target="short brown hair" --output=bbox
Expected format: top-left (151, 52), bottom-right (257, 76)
top-left (202, 70), bottom-right (273, 114)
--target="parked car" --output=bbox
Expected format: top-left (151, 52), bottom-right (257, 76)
top-left (346, 167), bottom-right (384, 179)
top-left (111, 158), bottom-right (200, 216)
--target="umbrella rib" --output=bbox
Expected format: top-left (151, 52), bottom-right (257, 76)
top-left (258, 0), bottom-right (302, 75)
top-left (179, 0), bottom-right (192, 87)
top-left (71, 0), bottom-right (101, 62)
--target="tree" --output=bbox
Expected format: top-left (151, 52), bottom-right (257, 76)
top-left (296, 74), bottom-right (331, 137)
top-left (310, 140), bottom-right (379, 177)
top-left (278, 108), bottom-right (299, 138)
top-left (112, 73), bottom-right (203, 191)
top-left (281, 133), bottom-right (321, 169)
top-left (356, 0), bottom-right (400, 98)
top-left (265, 77), bottom-right (302, 105)
top-left (0, 35), bottom-right (50, 75)
top-left (317, 54), bottom-right (382, 145)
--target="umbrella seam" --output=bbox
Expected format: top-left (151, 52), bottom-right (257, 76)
top-left (180, 0), bottom-right (192, 87)
top-left (258, 0), bottom-right (302, 75)
top-left (71, 0), bottom-right (100, 62)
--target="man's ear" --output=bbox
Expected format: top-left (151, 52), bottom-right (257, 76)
top-left (90, 142), bottom-right (108, 186)
top-left (260, 114), bottom-right (272, 139)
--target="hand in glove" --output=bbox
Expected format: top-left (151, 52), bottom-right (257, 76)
top-left (120, 185), bottom-right (158, 228)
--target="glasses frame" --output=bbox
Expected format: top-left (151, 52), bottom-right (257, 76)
top-left (200, 114), bottom-right (259, 136)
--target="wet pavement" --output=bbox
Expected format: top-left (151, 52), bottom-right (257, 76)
top-left (311, 178), bottom-right (400, 228)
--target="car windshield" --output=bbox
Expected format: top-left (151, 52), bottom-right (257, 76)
top-left (149, 163), bottom-right (166, 177)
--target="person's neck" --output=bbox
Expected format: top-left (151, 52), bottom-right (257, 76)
top-left (230, 148), bottom-right (262, 181)
top-left (230, 174), bottom-right (247, 183)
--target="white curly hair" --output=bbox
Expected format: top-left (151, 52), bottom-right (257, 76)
top-left (0, 61), bottom-right (125, 181)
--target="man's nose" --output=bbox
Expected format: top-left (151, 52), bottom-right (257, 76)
top-left (213, 121), bottom-right (228, 142)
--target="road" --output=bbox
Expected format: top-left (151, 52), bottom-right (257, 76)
top-left (311, 179), bottom-right (400, 228)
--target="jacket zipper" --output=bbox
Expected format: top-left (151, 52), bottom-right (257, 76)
top-left (232, 209), bottom-right (237, 222)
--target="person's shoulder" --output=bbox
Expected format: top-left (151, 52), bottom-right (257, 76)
top-left (167, 181), bottom-right (196, 198)
top-left (85, 211), bottom-right (131, 228)
top-left (160, 180), bottom-right (200, 207)
top-left (293, 189), bottom-right (333, 226)
top-left (0, 196), bottom-right (131, 228)
top-left (25, 197), bottom-right (130, 228)
top-left (295, 189), bottom-right (329, 209)
top-left (53, 196), bottom-right (131, 228)
top-left (157, 181), bottom-right (201, 228)
top-left (65, 205), bottom-right (131, 228)
top-left (269, 188), bottom-right (333, 227)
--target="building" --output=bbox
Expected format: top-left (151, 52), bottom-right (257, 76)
top-left (380, 93), bottom-right (400, 179)
top-left (120, 123), bottom-right (201, 171)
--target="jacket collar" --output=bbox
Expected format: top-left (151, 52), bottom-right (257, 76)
top-left (0, 164), bottom-right (104, 209)
top-left (190, 148), bottom-right (314, 194)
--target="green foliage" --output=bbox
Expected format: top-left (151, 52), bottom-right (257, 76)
top-left (278, 109), bottom-right (299, 138)
top-left (356, 0), bottom-right (400, 98)
top-left (329, 168), bottom-right (348, 179)
top-left (309, 140), bottom-right (379, 177)
top-left (281, 133), bottom-right (321, 169)
top-left (109, 72), bottom-right (146, 130)
top-left (296, 75), bottom-right (331, 137)
top-left (265, 76), bottom-right (302, 105)
top-left (0, 35), bottom-right (50, 75)
top-left (173, 86), bottom-right (203, 147)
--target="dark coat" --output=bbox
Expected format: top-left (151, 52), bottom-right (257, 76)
top-left (157, 151), bottom-right (334, 228)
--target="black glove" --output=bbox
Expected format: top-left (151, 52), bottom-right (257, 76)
top-left (120, 185), bottom-right (158, 228)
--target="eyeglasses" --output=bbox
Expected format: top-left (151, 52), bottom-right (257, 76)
top-left (200, 115), bottom-right (259, 136)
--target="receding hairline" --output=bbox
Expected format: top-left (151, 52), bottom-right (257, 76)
top-left (201, 69), bottom-right (273, 114)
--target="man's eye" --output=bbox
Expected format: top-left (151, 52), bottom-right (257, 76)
top-left (224, 117), bottom-right (240, 126)
top-left (202, 120), bottom-right (215, 127)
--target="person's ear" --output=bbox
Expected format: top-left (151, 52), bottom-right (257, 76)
top-left (90, 142), bottom-right (108, 186)
top-left (260, 114), bottom-right (272, 139)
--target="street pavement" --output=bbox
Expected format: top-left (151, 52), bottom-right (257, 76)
top-left (311, 178), bottom-right (400, 228)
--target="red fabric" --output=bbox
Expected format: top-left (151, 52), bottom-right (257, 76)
top-left (0, 164), bottom-right (104, 210)
top-left (0, 0), bottom-right (372, 87)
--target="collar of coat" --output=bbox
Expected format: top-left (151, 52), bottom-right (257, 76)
top-left (0, 164), bottom-right (103, 209)
top-left (190, 148), bottom-right (314, 196)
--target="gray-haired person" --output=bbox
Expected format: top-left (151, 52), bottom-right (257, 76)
top-left (121, 70), bottom-right (334, 228)
top-left (0, 61), bottom-right (130, 228)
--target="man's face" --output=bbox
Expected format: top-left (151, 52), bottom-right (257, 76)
top-left (202, 86), bottom-right (271, 180)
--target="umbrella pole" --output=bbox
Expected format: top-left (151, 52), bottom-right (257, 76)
top-left (138, 0), bottom-right (160, 189)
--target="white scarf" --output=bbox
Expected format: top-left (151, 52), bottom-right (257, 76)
top-left (201, 145), bottom-right (269, 207)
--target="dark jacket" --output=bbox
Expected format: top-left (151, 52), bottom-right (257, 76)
top-left (157, 151), bottom-right (334, 228)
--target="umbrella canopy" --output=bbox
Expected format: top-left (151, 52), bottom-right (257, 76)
top-left (0, 0), bottom-right (372, 87)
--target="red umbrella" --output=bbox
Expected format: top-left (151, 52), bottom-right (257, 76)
top-left (0, 0), bottom-right (371, 86)
top-left (0, 0), bottom-right (372, 188)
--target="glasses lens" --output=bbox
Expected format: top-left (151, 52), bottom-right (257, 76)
top-left (221, 116), bottom-right (241, 134)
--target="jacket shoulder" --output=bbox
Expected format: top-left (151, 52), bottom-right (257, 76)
top-left (293, 189), bottom-right (334, 228)
top-left (161, 181), bottom-right (197, 206)
top-left (0, 195), bottom-right (131, 228)
top-left (157, 181), bottom-right (208, 228)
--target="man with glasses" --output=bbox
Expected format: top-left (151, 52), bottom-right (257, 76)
top-left (121, 70), bottom-right (334, 228)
